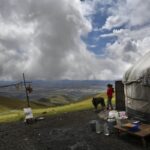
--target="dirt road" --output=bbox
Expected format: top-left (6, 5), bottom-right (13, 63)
top-left (0, 110), bottom-right (149, 150)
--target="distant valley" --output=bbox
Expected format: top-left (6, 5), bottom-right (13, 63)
top-left (0, 80), bottom-right (114, 106)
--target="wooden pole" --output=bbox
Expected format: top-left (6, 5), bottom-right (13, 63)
top-left (23, 73), bottom-right (30, 107)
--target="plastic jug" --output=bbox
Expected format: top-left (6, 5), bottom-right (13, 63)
top-left (104, 122), bottom-right (110, 136)
top-left (96, 120), bottom-right (102, 134)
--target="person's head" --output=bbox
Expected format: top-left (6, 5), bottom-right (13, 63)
top-left (107, 84), bottom-right (112, 88)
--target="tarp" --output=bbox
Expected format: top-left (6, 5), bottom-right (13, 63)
top-left (123, 51), bottom-right (150, 123)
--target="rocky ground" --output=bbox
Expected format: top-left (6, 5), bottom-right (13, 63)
top-left (0, 110), bottom-right (149, 150)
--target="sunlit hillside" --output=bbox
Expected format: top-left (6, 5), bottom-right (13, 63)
top-left (0, 96), bottom-right (46, 112)
top-left (0, 93), bottom-right (115, 123)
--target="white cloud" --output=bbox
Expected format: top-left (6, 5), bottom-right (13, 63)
top-left (0, 0), bottom-right (94, 80)
top-left (102, 15), bottom-right (126, 30)
top-left (0, 0), bottom-right (150, 81)
top-left (88, 45), bottom-right (96, 48)
top-left (101, 0), bottom-right (150, 29)
top-left (98, 0), bottom-right (150, 79)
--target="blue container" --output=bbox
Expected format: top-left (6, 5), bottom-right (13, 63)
top-left (133, 121), bottom-right (140, 126)
top-left (128, 124), bottom-right (140, 132)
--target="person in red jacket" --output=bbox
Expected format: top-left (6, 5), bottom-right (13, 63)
top-left (106, 84), bottom-right (114, 110)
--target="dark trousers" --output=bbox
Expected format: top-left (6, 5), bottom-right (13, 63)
top-left (107, 97), bottom-right (113, 110)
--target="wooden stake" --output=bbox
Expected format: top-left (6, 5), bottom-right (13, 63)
top-left (23, 73), bottom-right (30, 107)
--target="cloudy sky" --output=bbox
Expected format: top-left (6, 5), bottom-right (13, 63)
top-left (0, 0), bottom-right (150, 80)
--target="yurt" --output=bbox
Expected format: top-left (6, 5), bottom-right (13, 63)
top-left (123, 52), bottom-right (150, 123)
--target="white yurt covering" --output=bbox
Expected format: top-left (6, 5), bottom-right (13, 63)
top-left (123, 52), bottom-right (150, 123)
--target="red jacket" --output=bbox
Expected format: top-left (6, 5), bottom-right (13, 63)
top-left (107, 87), bottom-right (114, 98)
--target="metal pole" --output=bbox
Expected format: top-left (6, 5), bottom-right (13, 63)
top-left (23, 73), bottom-right (30, 107)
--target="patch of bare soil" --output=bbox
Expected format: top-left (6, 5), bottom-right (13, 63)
top-left (0, 110), bottom-right (149, 150)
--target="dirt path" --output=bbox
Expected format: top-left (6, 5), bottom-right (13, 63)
top-left (0, 110), bottom-right (149, 150)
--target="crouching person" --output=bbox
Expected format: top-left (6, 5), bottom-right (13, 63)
top-left (92, 97), bottom-right (106, 112)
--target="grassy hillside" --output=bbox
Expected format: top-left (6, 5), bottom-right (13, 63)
top-left (0, 96), bottom-right (46, 112)
top-left (0, 93), bottom-right (115, 123)
top-left (35, 95), bottom-right (69, 106)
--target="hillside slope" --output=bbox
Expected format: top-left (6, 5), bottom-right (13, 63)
top-left (0, 96), bottom-right (46, 112)
top-left (0, 92), bottom-right (115, 122)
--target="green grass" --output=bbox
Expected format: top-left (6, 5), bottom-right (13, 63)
top-left (0, 93), bottom-right (116, 123)
top-left (0, 96), bottom-right (46, 111)
top-left (36, 95), bottom-right (69, 106)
